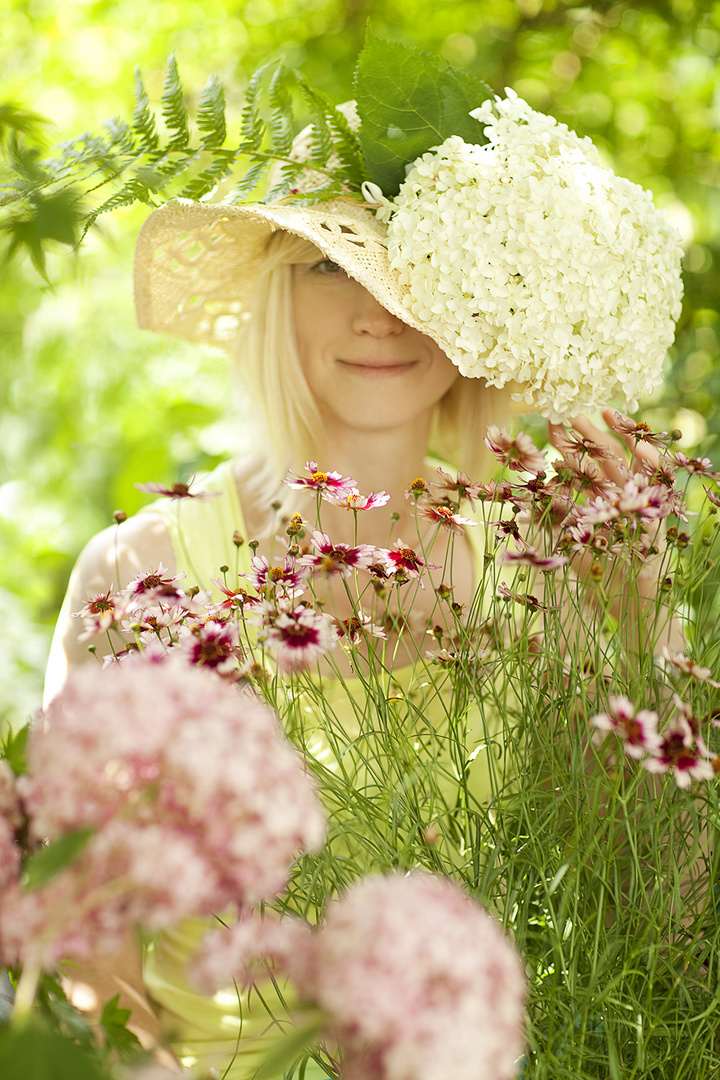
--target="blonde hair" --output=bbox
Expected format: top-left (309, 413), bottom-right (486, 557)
top-left (235, 229), bottom-right (513, 490)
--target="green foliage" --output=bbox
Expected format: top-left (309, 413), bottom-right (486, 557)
top-left (98, 995), bottom-right (143, 1060)
top-left (1, 723), bottom-right (29, 776)
top-left (22, 829), bottom-right (95, 891)
top-left (0, 1020), bottom-right (107, 1080)
top-left (355, 28), bottom-right (493, 195)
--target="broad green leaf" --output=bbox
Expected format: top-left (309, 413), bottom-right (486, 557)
top-left (0, 1020), bottom-right (107, 1080)
top-left (2, 722), bottom-right (29, 775)
top-left (354, 29), bottom-right (493, 196)
top-left (2, 188), bottom-right (83, 276)
top-left (99, 994), bottom-right (144, 1060)
top-left (23, 827), bottom-right (94, 890)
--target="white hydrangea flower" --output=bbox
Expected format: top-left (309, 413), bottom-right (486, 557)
top-left (378, 90), bottom-right (684, 422)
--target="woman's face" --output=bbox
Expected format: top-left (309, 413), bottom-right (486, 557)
top-left (292, 256), bottom-right (459, 436)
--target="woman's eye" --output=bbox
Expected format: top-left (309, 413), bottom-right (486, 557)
top-left (314, 259), bottom-right (344, 276)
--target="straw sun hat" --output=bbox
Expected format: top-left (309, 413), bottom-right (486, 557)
top-left (133, 62), bottom-right (683, 422)
top-left (133, 188), bottom-right (418, 349)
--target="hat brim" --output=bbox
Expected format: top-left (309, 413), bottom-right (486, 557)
top-left (133, 196), bottom-right (428, 348)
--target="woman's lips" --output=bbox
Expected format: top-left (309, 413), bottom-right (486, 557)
top-left (337, 359), bottom-right (419, 377)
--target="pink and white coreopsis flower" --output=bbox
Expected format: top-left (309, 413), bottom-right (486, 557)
top-left (485, 426), bottom-right (548, 476)
top-left (501, 547), bottom-right (568, 572)
top-left (670, 452), bottom-right (720, 480)
top-left (2, 656), bottom-right (325, 970)
top-left (284, 461), bottom-right (358, 503)
top-left (245, 554), bottom-right (307, 597)
top-left (643, 713), bottom-right (714, 789)
top-left (341, 489), bottom-right (391, 511)
top-left (384, 540), bottom-right (435, 585)
top-left (176, 619), bottom-right (243, 676)
top-left (341, 611), bottom-right (387, 645)
top-left (73, 588), bottom-right (134, 641)
top-left (590, 696), bottom-right (663, 759)
top-left (433, 467), bottom-right (485, 510)
top-left (299, 531), bottom-right (378, 578)
top-left (287, 873), bottom-right (526, 1080)
top-left (258, 602), bottom-right (339, 672)
top-left (135, 477), bottom-right (221, 500)
top-left (419, 504), bottom-right (478, 536)
top-left (661, 646), bottom-right (720, 687)
top-left (125, 564), bottom-right (187, 596)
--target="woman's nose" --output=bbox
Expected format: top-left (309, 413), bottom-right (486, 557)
top-left (352, 287), bottom-right (404, 337)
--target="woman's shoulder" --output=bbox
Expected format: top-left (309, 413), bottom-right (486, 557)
top-left (77, 512), bottom-right (177, 587)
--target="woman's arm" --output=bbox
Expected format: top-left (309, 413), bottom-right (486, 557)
top-left (44, 513), bottom-right (180, 1066)
top-left (44, 513), bottom-right (176, 706)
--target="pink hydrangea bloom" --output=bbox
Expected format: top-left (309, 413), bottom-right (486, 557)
top-left (291, 873), bottom-right (526, 1080)
top-left (3, 655), bottom-right (325, 969)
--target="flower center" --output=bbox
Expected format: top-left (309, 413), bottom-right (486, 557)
top-left (312, 471), bottom-right (328, 485)
top-left (268, 567), bottom-right (285, 582)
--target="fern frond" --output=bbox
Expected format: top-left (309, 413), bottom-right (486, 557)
top-left (237, 62), bottom-right (272, 154)
top-left (101, 117), bottom-right (136, 156)
top-left (197, 75), bottom-right (226, 150)
top-left (296, 77), bottom-right (366, 188)
top-left (179, 149), bottom-right (235, 200)
top-left (267, 64), bottom-right (295, 158)
top-left (264, 158), bottom-right (305, 202)
top-left (132, 68), bottom-right (159, 152)
top-left (230, 158), bottom-right (271, 203)
top-left (81, 177), bottom-right (156, 237)
top-left (161, 55), bottom-right (190, 150)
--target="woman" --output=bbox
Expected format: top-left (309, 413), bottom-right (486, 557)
top-left (43, 57), bottom-right (684, 1080)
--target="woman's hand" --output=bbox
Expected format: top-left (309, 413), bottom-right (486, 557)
top-left (548, 406), bottom-right (663, 485)
top-left (546, 406), bottom-right (684, 657)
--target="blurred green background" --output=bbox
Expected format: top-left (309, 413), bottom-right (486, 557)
top-left (2, 0), bottom-right (720, 727)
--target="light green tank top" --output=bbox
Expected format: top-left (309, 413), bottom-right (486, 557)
top-left (141, 460), bottom-right (507, 1079)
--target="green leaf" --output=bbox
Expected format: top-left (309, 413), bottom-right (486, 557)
top-left (0, 1019), bottom-right (107, 1080)
top-left (161, 54), bottom-right (189, 150)
top-left (0, 101), bottom-right (48, 147)
top-left (1, 722), bottom-right (29, 775)
top-left (252, 1017), bottom-right (324, 1080)
top-left (3, 188), bottom-right (84, 276)
top-left (99, 994), bottom-right (143, 1060)
top-left (23, 827), bottom-right (94, 890)
top-left (354, 29), bottom-right (493, 196)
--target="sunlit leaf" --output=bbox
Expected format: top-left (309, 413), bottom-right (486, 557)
top-left (354, 28), bottom-right (493, 195)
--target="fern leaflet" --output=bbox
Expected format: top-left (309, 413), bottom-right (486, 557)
top-left (161, 55), bottom-right (190, 150)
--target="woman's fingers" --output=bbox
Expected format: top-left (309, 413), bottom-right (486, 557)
top-left (547, 409), bottom-right (662, 486)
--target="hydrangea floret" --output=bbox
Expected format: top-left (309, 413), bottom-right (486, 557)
top-left (376, 90), bottom-right (684, 422)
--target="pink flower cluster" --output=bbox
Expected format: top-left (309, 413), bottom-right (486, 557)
top-left (591, 693), bottom-right (716, 788)
top-left (195, 873), bottom-right (526, 1080)
top-left (0, 655), bottom-right (325, 970)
